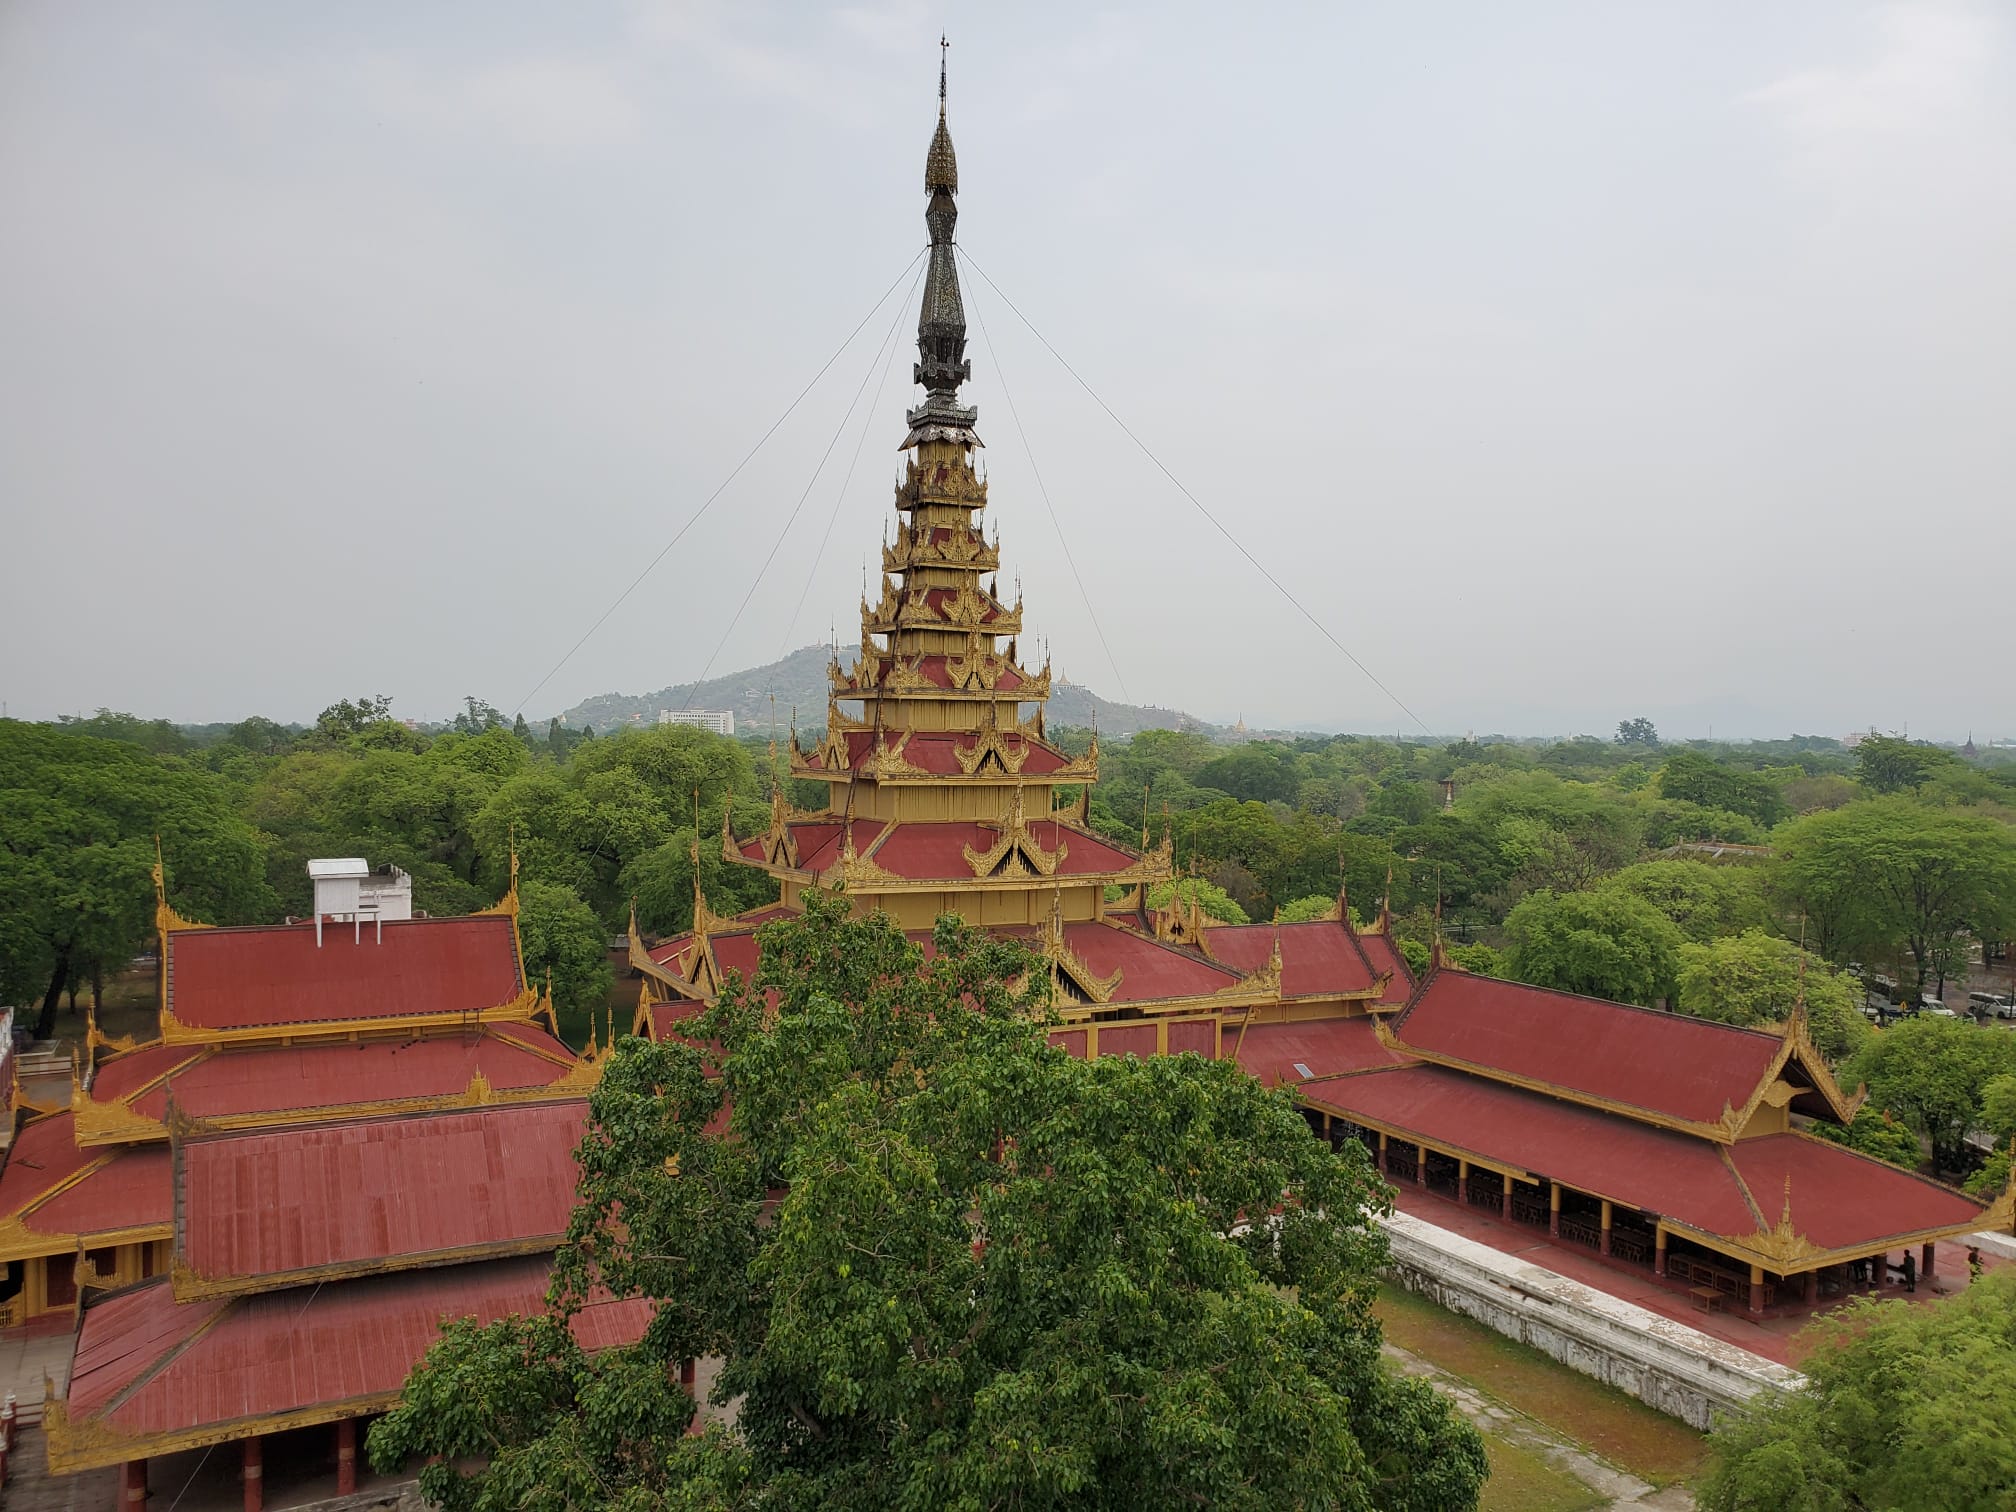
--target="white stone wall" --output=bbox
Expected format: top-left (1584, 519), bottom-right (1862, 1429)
top-left (1378, 1209), bottom-right (1803, 1431)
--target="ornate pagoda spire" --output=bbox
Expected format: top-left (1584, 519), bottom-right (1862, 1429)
top-left (907, 37), bottom-right (978, 448)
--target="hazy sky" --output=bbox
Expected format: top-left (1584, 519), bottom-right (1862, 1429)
top-left (3, 3), bottom-right (2011, 739)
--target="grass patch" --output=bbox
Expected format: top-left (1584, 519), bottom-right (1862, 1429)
top-left (1478, 1433), bottom-right (1603, 1512)
top-left (1378, 1283), bottom-right (1708, 1488)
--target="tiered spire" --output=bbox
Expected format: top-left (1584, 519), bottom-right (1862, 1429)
top-left (907, 36), bottom-right (977, 448)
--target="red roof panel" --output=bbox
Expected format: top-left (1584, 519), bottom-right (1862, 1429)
top-left (0, 1113), bottom-right (98, 1220)
top-left (1304, 1065), bottom-right (1762, 1236)
top-left (30, 1145), bottom-right (171, 1238)
top-left (1060, 924), bottom-right (1241, 1003)
top-left (1234, 1018), bottom-right (1409, 1089)
top-left (89, 1044), bottom-right (205, 1105)
top-left (792, 819), bottom-right (884, 873)
top-left (1728, 1133), bottom-right (1986, 1250)
top-left (168, 915), bottom-right (525, 1030)
top-left (1355, 931), bottom-right (1413, 1001)
top-left (65, 1258), bottom-right (651, 1442)
top-left (134, 1030), bottom-right (575, 1122)
top-left (863, 821), bottom-right (1139, 882)
top-left (1211, 920), bottom-right (1380, 998)
top-left (176, 1100), bottom-right (587, 1286)
top-left (1394, 970), bottom-right (1782, 1126)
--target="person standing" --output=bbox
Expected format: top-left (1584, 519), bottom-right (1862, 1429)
top-left (1902, 1250), bottom-right (1917, 1293)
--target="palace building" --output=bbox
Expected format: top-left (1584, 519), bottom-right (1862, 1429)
top-left (11, 857), bottom-right (642, 1505)
top-left (631, 59), bottom-right (2011, 1329)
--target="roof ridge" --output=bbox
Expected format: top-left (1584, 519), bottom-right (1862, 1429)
top-left (1774, 1128), bottom-right (1990, 1209)
top-left (1413, 969), bottom-right (1786, 1043)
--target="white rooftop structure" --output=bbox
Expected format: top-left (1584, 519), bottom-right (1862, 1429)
top-left (307, 857), bottom-right (413, 945)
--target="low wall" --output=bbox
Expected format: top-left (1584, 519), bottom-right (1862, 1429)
top-left (1379, 1209), bottom-right (1803, 1430)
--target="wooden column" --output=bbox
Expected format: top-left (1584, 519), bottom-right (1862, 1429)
top-left (1922, 1241), bottom-right (1936, 1278)
top-left (1653, 1226), bottom-right (1667, 1277)
top-left (1749, 1264), bottom-right (1767, 1316)
top-left (1801, 1271), bottom-right (1817, 1304)
top-left (1599, 1200), bottom-right (1613, 1257)
top-left (335, 1418), bottom-right (358, 1495)
top-left (1377, 1131), bottom-right (1389, 1174)
top-left (1548, 1182), bottom-right (1562, 1238)
top-left (242, 1434), bottom-right (263, 1512)
top-left (1500, 1173), bottom-right (1513, 1221)
top-left (1456, 1160), bottom-right (1469, 1206)
top-left (120, 1459), bottom-right (148, 1511)
top-left (1415, 1145), bottom-right (1427, 1187)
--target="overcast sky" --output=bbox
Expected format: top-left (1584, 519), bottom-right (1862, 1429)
top-left (2, 3), bottom-right (2010, 739)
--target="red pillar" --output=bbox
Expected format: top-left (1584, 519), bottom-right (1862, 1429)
top-left (336, 1418), bottom-right (358, 1495)
top-left (120, 1459), bottom-right (148, 1511)
top-left (1455, 1163), bottom-right (1468, 1206)
top-left (1922, 1241), bottom-right (1936, 1278)
top-left (242, 1434), bottom-right (263, 1512)
top-left (1653, 1227), bottom-right (1667, 1277)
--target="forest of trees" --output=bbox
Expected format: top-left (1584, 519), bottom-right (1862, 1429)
top-left (5, 704), bottom-right (2015, 1181)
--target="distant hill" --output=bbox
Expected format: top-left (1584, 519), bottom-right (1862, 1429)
top-left (556, 646), bottom-right (1220, 740)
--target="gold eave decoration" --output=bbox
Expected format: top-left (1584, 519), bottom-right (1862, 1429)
top-left (156, 989), bottom-right (546, 1048)
top-left (964, 790), bottom-right (1065, 879)
top-left (954, 720), bottom-right (1029, 776)
top-left (45, 1379), bottom-right (407, 1476)
top-left (899, 454), bottom-right (989, 508)
top-left (1218, 933), bottom-right (1284, 1000)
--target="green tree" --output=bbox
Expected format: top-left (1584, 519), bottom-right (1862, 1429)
top-left (1502, 889), bottom-right (1685, 1006)
top-left (1699, 1269), bottom-right (2016, 1512)
top-left (1673, 930), bottom-right (1869, 1063)
top-left (369, 891), bottom-right (1488, 1510)
top-left (1597, 859), bottom-right (1767, 943)
top-left (315, 694), bottom-right (394, 739)
top-left (1854, 734), bottom-right (1959, 795)
top-left (1146, 876), bottom-right (1250, 924)
top-left (1615, 717), bottom-right (1658, 746)
top-left (1276, 894), bottom-right (1340, 924)
top-left (1810, 1109), bottom-right (1925, 1170)
top-left (0, 723), bottom-right (275, 1038)
top-left (453, 696), bottom-right (506, 735)
top-left (1843, 1015), bottom-right (2016, 1173)
top-left (1656, 751), bottom-right (1787, 829)
top-left (515, 879), bottom-right (614, 1047)
top-left (1773, 799), bottom-right (2016, 997)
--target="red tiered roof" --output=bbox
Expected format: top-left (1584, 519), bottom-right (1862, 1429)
top-left (175, 1100), bottom-right (589, 1291)
top-left (167, 915), bottom-right (525, 1030)
top-left (59, 1258), bottom-right (651, 1463)
top-left (91, 1027), bottom-right (578, 1124)
top-left (1057, 923), bottom-right (1241, 1002)
top-left (1209, 920), bottom-right (1383, 998)
top-left (1301, 1065), bottom-right (1986, 1253)
top-left (862, 821), bottom-right (1139, 881)
top-left (1392, 970), bottom-right (1784, 1126)
top-left (1234, 1019), bottom-right (1410, 1089)
top-left (817, 729), bottom-right (1073, 777)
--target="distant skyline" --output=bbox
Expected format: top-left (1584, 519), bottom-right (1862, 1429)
top-left (3, 3), bottom-right (2011, 740)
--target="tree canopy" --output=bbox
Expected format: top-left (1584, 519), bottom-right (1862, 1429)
top-left (1842, 1015), bottom-right (2016, 1174)
top-left (1699, 1269), bottom-right (2016, 1512)
top-left (1673, 929), bottom-right (1868, 1064)
top-left (368, 892), bottom-right (1488, 1510)
top-left (1501, 889), bottom-right (1685, 1006)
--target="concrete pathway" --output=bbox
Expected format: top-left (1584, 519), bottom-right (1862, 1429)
top-left (1385, 1341), bottom-right (1695, 1511)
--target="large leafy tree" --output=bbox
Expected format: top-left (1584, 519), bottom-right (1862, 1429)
top-left (1699, 1269), bottom-right (2016, 1512)
top-left (1854, 734), bottom-right (1959, 795)
top-left (1673, 929), bottom-right (1868, 1063)
top-left (1772, 799), bottom-right (2016, 996)
top-left (1657, 751), bottom-right (1787, 829)
top-left (369, 891), bottom-right (1488, 1510)
top-left (1501, 888), bottom-right (1685, 1007)
top-left (516, 878), bottom-right (615, 1047)
top-left (1597, 859), bottom-right (1767, 943)
top-left (1842, 1014), bottom-right (2016, 1173)
top-left (0, 722), bottom-right (275, 1038)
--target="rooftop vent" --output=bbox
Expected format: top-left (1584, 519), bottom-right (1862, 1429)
top-left (307, 858), bottom-right (414, 945)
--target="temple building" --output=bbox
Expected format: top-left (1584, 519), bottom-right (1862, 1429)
top-left (10, 857), bottom-right (640, 1504)
top-left (631, 57), bottom-right (2013, 1328)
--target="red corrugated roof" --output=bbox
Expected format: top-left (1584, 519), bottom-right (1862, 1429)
top-left (863, 821), bottom-right (1138, 881)
top-left (1355, 931), bottom-right (1413, 1001)
top-left (64, 1258), bottom-right (651, 1441)
top-left (168, 915), bottom-right (525, 1030)
top-left (177, 1100), bottom-right (587, 1287)
top-left (89, 1044), bottom-right (205, 1105)
top-left (28, 1145), bottom-right (171, 1239)
top-left (829, 730), bottom-right (1071, 776)
top-left (1728, 1133), bottom-right (1986, 1251)
top-left (1060, 924), bottom-right (1241, 1002)
top-left (1234, 1019), bottom-right (1409, 1089)
top-left (0, 1113), bottom-right (99, 1220)
top-left (1394, 969), bottom-right (1782, 1126)
top-left (1305, 1065), bottom-right (1763, 1236)
top-left (793, 819), bottom-right (885, 873)
top-left (1210, 920), bottom-right (1381, 998)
